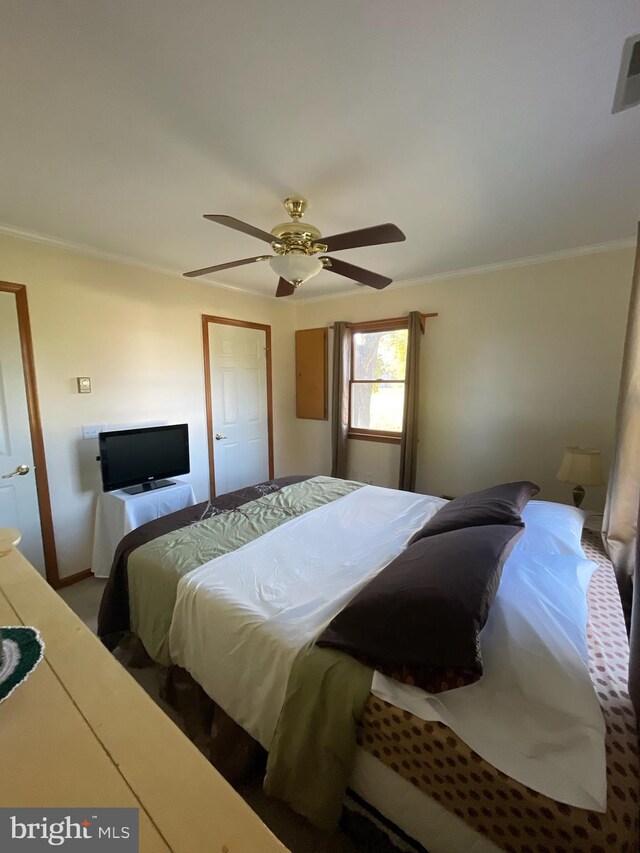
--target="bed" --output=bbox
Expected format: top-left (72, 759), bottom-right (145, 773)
top-left (98, 475), bottom-right (639, 852)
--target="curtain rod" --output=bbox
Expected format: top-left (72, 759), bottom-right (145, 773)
top-left (341, 312), bottom-right (438, 329)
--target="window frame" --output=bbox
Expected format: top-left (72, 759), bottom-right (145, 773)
top-left (347, 317), bottom-right (408, 444)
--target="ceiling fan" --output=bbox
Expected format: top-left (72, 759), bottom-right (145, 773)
top-left (183, 197), bottom-right (406, 297)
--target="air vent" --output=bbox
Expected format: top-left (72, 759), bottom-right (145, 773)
top-left (613, 34), bottom-right (640, 113)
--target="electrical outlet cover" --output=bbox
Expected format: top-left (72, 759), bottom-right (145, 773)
top-left (82, 424), bottom-right (105, 440)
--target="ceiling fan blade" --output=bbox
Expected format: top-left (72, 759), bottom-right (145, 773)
top-left (183, 256), bottom-right (271, 278)
top-left (321, 223), bottom-right (405, 253)
top-left (275, 278), bottom-right (297, 298)
top-left (321, 257), bottom-right (392, 290)
top-left (203, 215), bottom-right (276, 244)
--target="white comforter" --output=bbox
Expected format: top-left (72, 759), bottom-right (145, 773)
top-left (169, 485), bottom-right (442, 747)
top-left (169, 488), bottom-right (606, 811)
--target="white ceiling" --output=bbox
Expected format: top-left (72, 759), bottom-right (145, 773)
top-left (1, 0), bottom-right (639, 300)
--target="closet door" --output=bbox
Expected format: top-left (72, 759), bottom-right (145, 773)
top-left (206, 319), bottom-right (272, 496)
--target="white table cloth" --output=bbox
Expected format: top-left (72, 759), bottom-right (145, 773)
top-left (91, 481), bottom-right (196, 578)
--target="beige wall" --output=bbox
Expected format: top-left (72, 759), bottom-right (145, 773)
top-left (294, 248), bottom-right (635, 514)
top-left (2, 232), bottom-right (633, 580)
top-left (0, 233), bottom-right (302, 579)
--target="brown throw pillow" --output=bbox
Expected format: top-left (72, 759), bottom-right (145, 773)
top-left (317, 524), bottom-right (524, 693)
top-left (408, 480), bottom-right (539, 545)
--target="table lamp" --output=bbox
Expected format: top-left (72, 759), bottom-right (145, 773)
top-left (556, 446), bottom-right (605, 508)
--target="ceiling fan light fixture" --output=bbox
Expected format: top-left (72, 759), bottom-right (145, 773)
top-left (269, 253), bottom-right (323, 286)
top-left (187, 198), bottom-right (405, 296)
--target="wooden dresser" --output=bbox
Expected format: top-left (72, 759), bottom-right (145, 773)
top-left (0, 541), bottom-right (287, 853)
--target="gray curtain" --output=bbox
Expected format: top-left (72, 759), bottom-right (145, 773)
top-left (398, 311), bottom-right (423, 491)
top-left (603, 223), bottom-right (640, 618)
top-left (331, 322), bottom-right (351, 479)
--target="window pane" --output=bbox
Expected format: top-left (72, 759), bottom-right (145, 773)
top-left (353, 329), bottom-right (408, 380)
top-left (351, 382), bottom-right (405, 432)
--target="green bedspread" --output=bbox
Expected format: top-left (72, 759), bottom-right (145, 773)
top-left (128, 476), bottom-right (362, 665)
top-left (265, 646), bottom-right (373, 831)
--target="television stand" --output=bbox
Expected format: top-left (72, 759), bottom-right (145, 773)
top-left (92, 481), bottom-right (197, 577)
top-left (122, 479), bottom-right (175, 496)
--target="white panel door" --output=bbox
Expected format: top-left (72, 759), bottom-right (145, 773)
top-left (209, 323), bottom-right (269, 495)
top-left (0, 291), bottom-right (45, 574)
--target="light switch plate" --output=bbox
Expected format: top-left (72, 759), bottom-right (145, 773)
top-left (77, 377), bottom-right (92, 393)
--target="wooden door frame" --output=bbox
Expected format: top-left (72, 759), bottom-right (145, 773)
top-left (202, 315), bottom-right (275, 498)
top-left (0, 281), bottom-right (60, 587)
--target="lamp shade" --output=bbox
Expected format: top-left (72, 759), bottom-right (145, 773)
top-left (269, 254), bottom-right (323, 285)
top-left (556, 446), bottom-right (605, 486)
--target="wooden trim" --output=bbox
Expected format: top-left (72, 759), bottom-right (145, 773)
top-left (0, 280), bottom-right (60, 588)
top-left (348, 318), bottom-right (408, 442)
top-left (347, 426), bottom-right (403, 438)
top-left (348, 431), bottom-right (402, 445)
top-left (202, 315), bottom-right (272, 333)
top-left (349, 317), bottom-right (408, 334)
top-left (57, 568), bottom-right (93, 588)
top-left (264, 326), bottom-right (274, 480)
top-left (265, 325), bottom-right (275, 479)
top-left (350, 379), bottom-right (404, 384)
top-left (202, 316), bottom-right (216, 499)
top-left (202, 315), bottom-right (275, 498)
top-left (346, 312), bottom-right (438, 333)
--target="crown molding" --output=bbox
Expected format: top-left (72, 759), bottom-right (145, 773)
top-left (0, 221), bottom-right (277, 302)
top-left (295, 236), bottom-right (637, 304)
top-left (0, 220), bottom-right (634, 306)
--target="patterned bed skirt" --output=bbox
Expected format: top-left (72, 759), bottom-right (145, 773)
top-left (356, 531), bottom-right (640, 852)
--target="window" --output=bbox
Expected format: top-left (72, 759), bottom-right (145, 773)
top-left (348, 320), bottom-right (408, 442)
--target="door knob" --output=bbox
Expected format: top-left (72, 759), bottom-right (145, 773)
top-left (215, 433), bottom-right (228, 441)
top-left (1, 464), bottom-right (30, 479)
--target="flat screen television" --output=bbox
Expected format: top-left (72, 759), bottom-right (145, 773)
top-left (98, 424), bottom-right (190, 494)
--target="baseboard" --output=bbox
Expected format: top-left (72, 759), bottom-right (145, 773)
top-left (55, 568), bottom-right (94, 589)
